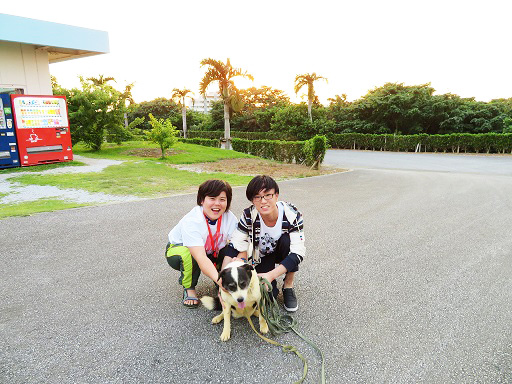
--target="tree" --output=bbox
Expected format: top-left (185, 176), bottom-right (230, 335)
top-left (86, 75), bottom-right (116, 86)
top-left (236, 85), bottom-right (290, 113)
top-left (229, 86), bottom-right (290, 132)
top-left (199, 58), bottom-right (253, 149)
top-left (294, 73), bottom-right (328, 122)
top-left (171, 88), bottom-right (194, 138)
top-left (64, 76), bottom-right (127, 151)
top-left (146, 113), bottom-right (178, 158)
top-left (128, 98), bottom-right (181, 131)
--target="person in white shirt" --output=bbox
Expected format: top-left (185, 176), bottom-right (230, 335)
top-left (225, 175), bottom-right (305, 312)
top-left (165, 180), bottom-right (238, 308)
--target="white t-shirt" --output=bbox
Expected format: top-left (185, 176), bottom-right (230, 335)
top-left (168, 206), bottom-right (238, 254)
top-left (258, 201), bottom-right (284, 256)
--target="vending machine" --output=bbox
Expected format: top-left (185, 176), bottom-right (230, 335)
top-left (11, 95), bottom-right (73, 166)
top-left (0, 94), bottom-right (20, 169)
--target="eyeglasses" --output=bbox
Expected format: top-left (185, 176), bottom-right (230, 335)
top-left (253, 193), bottom-right (275, 202)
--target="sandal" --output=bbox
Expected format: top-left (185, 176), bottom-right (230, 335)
top-left (183, 288), bottom-right (199, 308)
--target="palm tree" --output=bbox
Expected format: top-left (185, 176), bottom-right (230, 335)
top-left (171, 88), bottom-right (194, 139)
top-left (294, 73), bottom-right (328, 122)
top-left (199, 58), bottom-right (253, 149)
top-left (87, 75), bottom-right (116, 86)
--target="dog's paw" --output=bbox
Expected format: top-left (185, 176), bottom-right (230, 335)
top-left (212, 313), bottom-right (224, 324)
top-left (220, 330), bottom-right (231, 341)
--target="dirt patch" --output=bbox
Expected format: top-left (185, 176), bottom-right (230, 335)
top-left (171, 158), bottom-right (346, 179)
top-left (121, 148), bottom-right (185, 157)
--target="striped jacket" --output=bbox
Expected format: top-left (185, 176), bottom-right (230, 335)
top-left (229, 201), bottom-right (305, 271)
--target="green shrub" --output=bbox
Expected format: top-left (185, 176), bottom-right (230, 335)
top-left (146, 114), bottom-right (178, 158)
top-left (303, 135), bottom-right (327, 169)
top-left (232, 138), bottom-right (306, 164)
top-left (327, 133), bottom-right (512, 154)
top-left (179, 138), bottom-right (221, 148)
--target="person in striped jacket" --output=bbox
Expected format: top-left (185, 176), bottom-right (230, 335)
top-left (225, 175), bottom-right (305, 312)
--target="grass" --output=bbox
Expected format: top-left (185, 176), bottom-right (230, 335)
top-left (0, 160), bottom-right (86, 174)
top-left (8, 142), bottom-right (255, 197)
top-left (2, 140), bottom-right (327, 219)
top-left (10, 161), bottom-right (253, 197)
top-left (73, 141), bottom-right (253, 163)
top-left (0, 199), bottom-right (91, 219)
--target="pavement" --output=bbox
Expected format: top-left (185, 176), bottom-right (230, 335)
top-left (1, 150), bottom-right (512, 383)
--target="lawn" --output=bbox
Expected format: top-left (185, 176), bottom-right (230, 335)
top-left (0, 199), bottom-right (91, 219)
top-left (8, 141), bottom-right (254, 197)
top-left (73, 141), bottom-right (254, 164)
top-left (12, 161), bottom-right (253, 197)
top-left (0, 141), bottom-right (257, 219)
top-left (1, 141), bottom-right (339, 219)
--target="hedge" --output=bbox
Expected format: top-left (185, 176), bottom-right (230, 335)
top-left (326, 133), bottom-right (512, 154)
top-left (187, 131), bottom-right (296, 140)
top-left (179, 137), bottom-right (221, 148)
top-left (231, 135), bottom-right (327, 167)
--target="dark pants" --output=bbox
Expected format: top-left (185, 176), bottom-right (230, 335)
top-left (224, 233), bottom-right (298, 298)
top-left (256, 233), bottom-right (298, 297)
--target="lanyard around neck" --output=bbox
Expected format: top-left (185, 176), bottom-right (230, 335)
top-left (205, 214), bottom-right (222, 264)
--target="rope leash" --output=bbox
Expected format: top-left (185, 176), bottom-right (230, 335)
top-left (247, 278), bottom-right (326, 384)
top-left (245, 315), bottom-right (307, 384)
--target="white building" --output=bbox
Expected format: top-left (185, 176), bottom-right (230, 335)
top-left (0, 14), bottom-right (109, 96)
top-left (188, 91), bottom-right (221, 113)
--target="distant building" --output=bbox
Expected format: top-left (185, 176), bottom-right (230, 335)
top-left (0, 14), bottom-right (109, 96)
top-left (188, 91), bottom-right (221, 113)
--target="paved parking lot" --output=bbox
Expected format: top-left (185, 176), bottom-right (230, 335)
top-left (1, 151), bottom-right (512, 383)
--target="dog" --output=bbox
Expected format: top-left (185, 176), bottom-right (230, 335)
top-left (200, 260), bottom-right (269, 341)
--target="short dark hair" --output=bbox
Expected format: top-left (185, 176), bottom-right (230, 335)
top-left (197, 180), bottom-right (232, 210)
top-left (246, 175), bottom-right (279, 201)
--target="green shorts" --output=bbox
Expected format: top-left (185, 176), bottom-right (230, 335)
top-left (165, 243), bottom-right (228, 289)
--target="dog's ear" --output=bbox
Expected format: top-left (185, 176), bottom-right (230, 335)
top-left (218, 268), bottom-right (228, 282)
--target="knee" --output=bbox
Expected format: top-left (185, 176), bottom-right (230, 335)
top-left (166, 255), bottom-right (181, 270)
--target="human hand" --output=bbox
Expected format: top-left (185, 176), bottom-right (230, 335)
top-left (217, 278), bottom-right (228, 293)
top-left (217, 281), bottom-right (226, 309)
top-left (257, 272), bottom-right (274, 284)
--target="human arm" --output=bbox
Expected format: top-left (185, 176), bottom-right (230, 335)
top-left (228, 208), bottom-right (252, 254)
top-left (188, 246), bottom-right (220, 284)
top-left (258, 264), bottom-right (288, 284)
top-left (280, 203), bottom-right (305, 271)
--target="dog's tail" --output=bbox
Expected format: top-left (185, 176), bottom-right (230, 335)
top-left (200, 296), bottom-right (218, 310)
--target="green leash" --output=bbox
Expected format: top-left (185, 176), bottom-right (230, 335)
top-left (247, 278), bottom-right (326, 384)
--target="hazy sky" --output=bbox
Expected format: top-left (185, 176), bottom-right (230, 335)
top-left (3, 0), bottom-right (511, 104)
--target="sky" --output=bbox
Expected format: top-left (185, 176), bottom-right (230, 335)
top-left (3, 0), bottom-right (512, 104)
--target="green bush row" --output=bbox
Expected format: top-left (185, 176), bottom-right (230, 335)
top-left (326, 133), bottom-right (512, 154)
top-left (187, 131), bottom-right (294, 140)
top-left (179, 138), bottom-right (221, 148)
top-left (231, 135), bottom-right (327, 167)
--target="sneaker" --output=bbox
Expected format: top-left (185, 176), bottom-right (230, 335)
top-left (282, 288), bottom-right (298, 312)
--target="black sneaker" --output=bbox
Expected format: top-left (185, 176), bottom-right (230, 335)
top-left (282, 288), bottom-right (298, 312)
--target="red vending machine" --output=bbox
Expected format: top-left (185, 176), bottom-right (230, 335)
top-left (11, 95), bottom-right (73, 166)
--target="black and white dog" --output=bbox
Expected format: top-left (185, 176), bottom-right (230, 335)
top-left (201, 260), bottom-right (269, 341)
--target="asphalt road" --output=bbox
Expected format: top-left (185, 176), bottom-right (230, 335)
top-left (1, 151), bottom-right (512, 383)
top-left (324, 149), bottom-right (512, 175)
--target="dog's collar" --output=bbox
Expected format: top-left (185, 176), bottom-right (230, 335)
top-left (204, 215), bottom-right (218, 225)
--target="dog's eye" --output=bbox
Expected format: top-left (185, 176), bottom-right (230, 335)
top-left (228, 283), bottom-right (237, 291)
top-left (239, 282), bottom-right (247, 289)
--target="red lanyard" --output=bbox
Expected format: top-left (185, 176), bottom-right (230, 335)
top-left (205, 214), bottom-right (222, 266)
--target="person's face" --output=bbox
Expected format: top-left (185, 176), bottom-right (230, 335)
top-left (252, 189), bottom-right (278, 216)
top-left (202, 191), bottom-right (228, 220)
